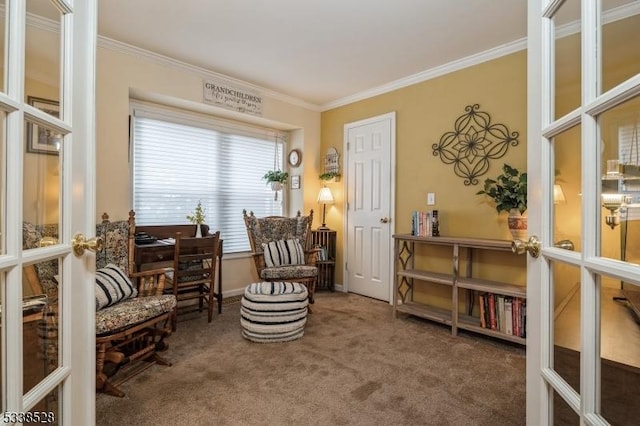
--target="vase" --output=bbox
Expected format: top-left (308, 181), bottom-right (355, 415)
top-left (507, 209), bottom-right (527, 240)
top-left (195, 224), bottom-right (202, 238)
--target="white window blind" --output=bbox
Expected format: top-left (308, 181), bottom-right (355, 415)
top-left (131, 108), bottom-right (285, 253)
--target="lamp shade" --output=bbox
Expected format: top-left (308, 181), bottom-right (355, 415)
top-left (317, 187), bottom-right (334, 204)
top-left (553, 184), bottom-right (566, 204)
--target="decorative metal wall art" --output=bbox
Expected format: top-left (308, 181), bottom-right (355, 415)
top-left (432, 104), bottom-right (520, 185)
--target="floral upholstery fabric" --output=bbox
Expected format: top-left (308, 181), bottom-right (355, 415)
top-left (260, 265), bottom-right (318, 281)
top-left (95, 220), bottom-right (130, 275)
top-left (22, 222), bottom-right (59, 295)
top-left (244, 213), bottom-right (312, 251)
top-left (95, 294), bottom-right (176, 335)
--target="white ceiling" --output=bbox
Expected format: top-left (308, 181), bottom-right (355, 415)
top-left (96, 1), bottom-right (530, 109)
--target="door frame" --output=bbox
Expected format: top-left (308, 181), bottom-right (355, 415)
top-left (342, 112), bottom-right (396, 302)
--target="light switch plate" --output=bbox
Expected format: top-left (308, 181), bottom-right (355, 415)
top-left (427, 192), bottom-right (435, 205)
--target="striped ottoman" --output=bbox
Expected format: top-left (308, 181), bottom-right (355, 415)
top-left (241, 282), bottom-right (309, 343)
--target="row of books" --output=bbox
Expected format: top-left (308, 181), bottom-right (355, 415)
top-left (411, 210), bottom-right (440, 237)
top-left (478, 293), bottom-right (526, 338)
top-left (314, 245), bottom-right (330, 261)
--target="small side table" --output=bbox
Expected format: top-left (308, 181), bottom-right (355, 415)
top-left (311, 229), bottom-right (336, 291)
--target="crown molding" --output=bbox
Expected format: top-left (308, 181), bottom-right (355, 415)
top-left (320, 37), bottom-right (527, 111)
top-left (97, 36), bottom-right (322, 112)
top-left (321, 1), bottom-right (640, 111)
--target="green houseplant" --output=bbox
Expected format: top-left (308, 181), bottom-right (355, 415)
top-left (476, 164), bottom-right (527, 239)
top-left (476, 164), bottom-right (527, 214)
top-left (187, 200), bottom-right (206, 237)
top-left (319, 171), bottom-right (341, 182)
top-left (262, 170), bottom-right (289, 186)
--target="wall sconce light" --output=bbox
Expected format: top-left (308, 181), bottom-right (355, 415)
top-left (317, 186), bottom-right (334, 230)
top-left (601, 193), bottom-right (629, 230)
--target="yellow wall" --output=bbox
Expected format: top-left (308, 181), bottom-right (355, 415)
top-left (322, 51), bottom-right (528, 287)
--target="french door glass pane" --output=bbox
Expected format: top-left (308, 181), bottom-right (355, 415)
top-left (553, 125), bottom-right (582, 251)
top-left (28, 387), bottom-right (59, 425)
top-left (0, 0), bottom-right (5, 93)
top-left (601, 2), bottom-right (640, 94)
top-left (597, 276), bottom-right (640, 424)
top-left (23, 119), bottom-right (61, 248)
top-left (552, 261), bottom-right (581, 394)
top-left (0, 112), bottom-right (5, 255)
top-left (554, 0), bottom-right (581, 120)
top-left (598, 94), bottom-right (640, 262)
top-left (553, 388), bottom-right (580, 425)
top-left (23, 259), bottom-right (59, 396)
top-left (25, 1), bottom-right (62, 111)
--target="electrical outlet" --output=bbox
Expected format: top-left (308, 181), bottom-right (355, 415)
top-left (427, 192), bottom-right (435, 205)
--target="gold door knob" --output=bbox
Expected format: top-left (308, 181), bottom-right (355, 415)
top-left (511, 236), bottom-right (541, 258)
top-left (72, 233), bottom-right (103, 257)
top-left (380, 217), bottom-right (390, 223)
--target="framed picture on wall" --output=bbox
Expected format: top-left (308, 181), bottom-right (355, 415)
top-left (26, 96), bottom-right (62, 155)
top-left (291, 175), bottom-right (301, 190)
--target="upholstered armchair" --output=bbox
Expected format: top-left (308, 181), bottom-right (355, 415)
top-left (242, 210), bottom-right (318, 304)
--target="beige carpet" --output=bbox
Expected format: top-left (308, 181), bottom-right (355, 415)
top-left (96, 291), bottom-right (526, 425)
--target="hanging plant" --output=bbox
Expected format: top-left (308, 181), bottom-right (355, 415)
top-left (262, 170), bottom-right (289, 184)
top-left (319, 171), bottom-right (341, 181)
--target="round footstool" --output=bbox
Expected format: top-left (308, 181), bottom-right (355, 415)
top-left (241, 281), bottom-right (309, 343)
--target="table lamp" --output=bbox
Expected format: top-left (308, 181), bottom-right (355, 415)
top-left (317, 187), bottom-right (334, 230)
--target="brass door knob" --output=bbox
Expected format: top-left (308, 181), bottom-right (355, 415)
top-left (380, 217), bottom-right (390, 223)
top-left (511, 236), bottom-right (541, 258)
top-left (72, 233), bottom-right (103, 257)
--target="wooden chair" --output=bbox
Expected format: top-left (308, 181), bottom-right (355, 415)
top-left (94, 213), bottom-right (177, 397)
top-left (242, 210), bottom-right (318, 304)
top-left (165, 231), bottom-right (221, 331)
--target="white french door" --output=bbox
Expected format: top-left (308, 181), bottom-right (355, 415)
top-left (528, 0), bottom-right (640, 424)
top-left (344, 112), bottom-right (395, 301)
top-left (1, 1), bottom-right (96, 425)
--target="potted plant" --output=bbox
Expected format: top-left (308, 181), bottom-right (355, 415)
top-left (319, 171), bottom-right (341, 182)
top-left (262, 170), bottom-right (289, 191)
top-left (186, 200), bottom-right (206, 237)
top-left (476, 164), bottom-right (527, 239)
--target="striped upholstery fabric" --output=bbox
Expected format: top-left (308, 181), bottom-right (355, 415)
top-left (240, 281), bottom-right (308, 343)
top-left (261, 239), bottom-right (305, 267)
top-left (95, 264), bottom-right (138, 310)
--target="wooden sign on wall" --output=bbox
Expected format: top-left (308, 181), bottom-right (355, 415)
top-left (203, 79), bottom-right (263, 116)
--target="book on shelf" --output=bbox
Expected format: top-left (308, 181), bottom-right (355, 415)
top-left (411, 210), bottom-right (440, 237)
top-left (477, 292), bottom-right (526, 338)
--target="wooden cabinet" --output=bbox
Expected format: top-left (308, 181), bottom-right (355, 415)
top-left (311, 229), bottom-right (336, 291)
top-left (393, 234), bottom-right (526, 345)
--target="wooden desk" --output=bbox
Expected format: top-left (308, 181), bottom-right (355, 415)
top-left (133, 224), bottom-right (224, 313)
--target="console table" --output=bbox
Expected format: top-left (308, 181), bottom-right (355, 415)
top-left (393, 234), bottom-right (526, 345)
top-left (134, 224), bottom-right (224, 313)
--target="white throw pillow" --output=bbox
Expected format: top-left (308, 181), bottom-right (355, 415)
top-left (261, 239), bottom-right (305, 267)
top-left (95, 263), bottom-right (138, 310)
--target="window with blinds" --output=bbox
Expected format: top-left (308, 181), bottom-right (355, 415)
top-left (131, 107), bottom-right (285, 253)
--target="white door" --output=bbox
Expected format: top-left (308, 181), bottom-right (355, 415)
top-left (2, 1), bottom-right (97, 425)
top-left (527, 1), bottom-right (640, 424)
top-left (344, 113), bottom-right (395, 301)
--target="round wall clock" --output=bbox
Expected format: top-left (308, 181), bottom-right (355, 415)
top-left (288, 149), bottom-right (302, 167)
